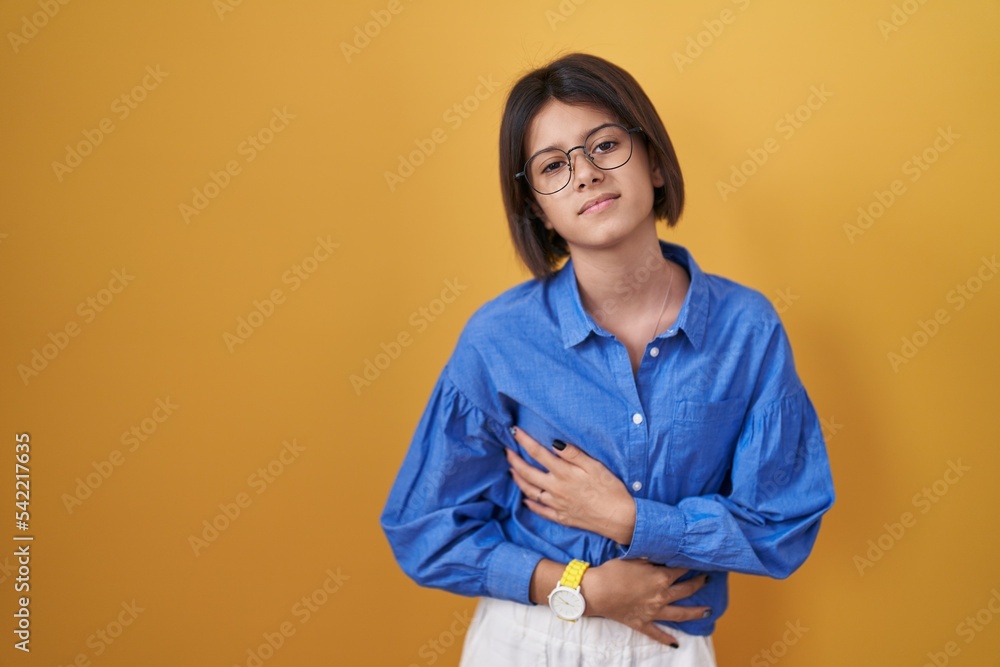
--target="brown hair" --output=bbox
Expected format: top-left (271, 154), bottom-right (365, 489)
top-left (498, 53), bottom-right (685, 279)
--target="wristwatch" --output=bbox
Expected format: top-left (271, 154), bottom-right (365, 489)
top-left (548, 559), bottom-right (590, 622)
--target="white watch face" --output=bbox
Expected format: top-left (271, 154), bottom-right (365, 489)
top-left (549, 587), bottom-right (585, 621)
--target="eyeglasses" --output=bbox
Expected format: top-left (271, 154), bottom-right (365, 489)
top-left (516, 124), bottom-right (643, 195)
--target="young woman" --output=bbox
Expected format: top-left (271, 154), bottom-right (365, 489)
top-left (381, 53), bottom-right (834, 666)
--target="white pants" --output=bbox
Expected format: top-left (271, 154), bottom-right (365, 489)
top-left (458, 597), bottom-right (717, 667)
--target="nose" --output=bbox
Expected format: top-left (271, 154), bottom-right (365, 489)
top-left (567, 148), bottom-right (603, 190)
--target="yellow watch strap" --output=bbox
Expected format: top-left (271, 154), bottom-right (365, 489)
top-left (559, 559), bottom-right (590, 589)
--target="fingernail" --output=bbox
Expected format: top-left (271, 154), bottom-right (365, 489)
top-left (552, 439), bottom-right (567, 451)
top-left (509, 426), bottom-right (518, 436)
top-left (702, 608), bottom-right (712, 618)
top-left (670, 642), bottom-right (679, 649)
top-left (703, 574), bottom-right (710, 584)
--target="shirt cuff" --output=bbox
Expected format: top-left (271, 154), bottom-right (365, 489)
top-left (619, 497), bottom-right (685, 563)
top-left (485, 541), bottom-right (546, 604)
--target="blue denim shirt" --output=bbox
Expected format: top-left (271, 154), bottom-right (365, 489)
top-left (381, 240), bottom-right (835, 636)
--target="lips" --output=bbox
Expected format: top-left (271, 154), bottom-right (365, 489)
top-left (579, 193), bottom-right (619, 215)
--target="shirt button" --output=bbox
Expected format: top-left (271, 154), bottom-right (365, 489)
top-left (632, 413), bottom-right (643, 425)
top-left (649, 347), bottom-right (659, 357)
top-left (632, 481), bottom-right (642, 492)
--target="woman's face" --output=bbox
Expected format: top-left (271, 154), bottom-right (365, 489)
top-left (523, 99), bottom-right (664, 256)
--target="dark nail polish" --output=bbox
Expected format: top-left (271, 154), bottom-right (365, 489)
top-left (670, 642), bottom-right (679, 649)
top-left (552, 439), bottom-right (567, 451)
top-left (702, 608), bottom-right (712, 619)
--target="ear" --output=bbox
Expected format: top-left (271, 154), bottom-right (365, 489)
top-left (649, 157), bottom-right (666, 189)
top-left (528, 198), bottom-right (552, 230)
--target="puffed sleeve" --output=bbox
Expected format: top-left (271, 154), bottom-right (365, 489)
top-left (621, 321), bottom-right (835, 578)
top-left (380, 364), bottom-right (545, 602)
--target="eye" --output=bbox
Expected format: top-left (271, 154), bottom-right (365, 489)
top-left (587, 125), bottom-right (629, 156)
top-left (537, 158), bottom-right (567, 175)
top-left (590, 139), bottom-right (619, 154)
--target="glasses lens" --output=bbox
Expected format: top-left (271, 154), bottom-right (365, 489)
top-left (522, 125), bottom-right (635, 195)
top-left (586, 125), bottom-right (633, 171)
top-left (525, 150), bottom-right (571, 195)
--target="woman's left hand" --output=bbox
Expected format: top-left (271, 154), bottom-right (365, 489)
top-left (506, 426), bottom-right (636, 545)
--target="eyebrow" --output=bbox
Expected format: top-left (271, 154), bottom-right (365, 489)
top-left (525, 122), bottom-right (620, 162)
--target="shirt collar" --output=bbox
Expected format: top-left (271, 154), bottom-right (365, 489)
top-left (552, 240), bottom-right (708, 351)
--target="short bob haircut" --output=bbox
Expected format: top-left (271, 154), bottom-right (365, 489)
top-left (499, 53), bottom-right (685, 279)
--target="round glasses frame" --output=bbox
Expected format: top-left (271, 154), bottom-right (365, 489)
top-left (515, 124), bottom-right (643, 196)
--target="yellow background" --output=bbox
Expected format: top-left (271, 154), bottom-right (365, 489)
top-left (1, 0), bottom-right (998, 665)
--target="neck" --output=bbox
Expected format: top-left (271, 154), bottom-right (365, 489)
top-left (569, 226), bottom-right (674, 331)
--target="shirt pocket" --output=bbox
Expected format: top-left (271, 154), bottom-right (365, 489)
top-left (667, 396), bottom-right (748, 490)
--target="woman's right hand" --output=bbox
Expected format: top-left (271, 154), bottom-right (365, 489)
top-left (581, 558), bottom-right (710, 648)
